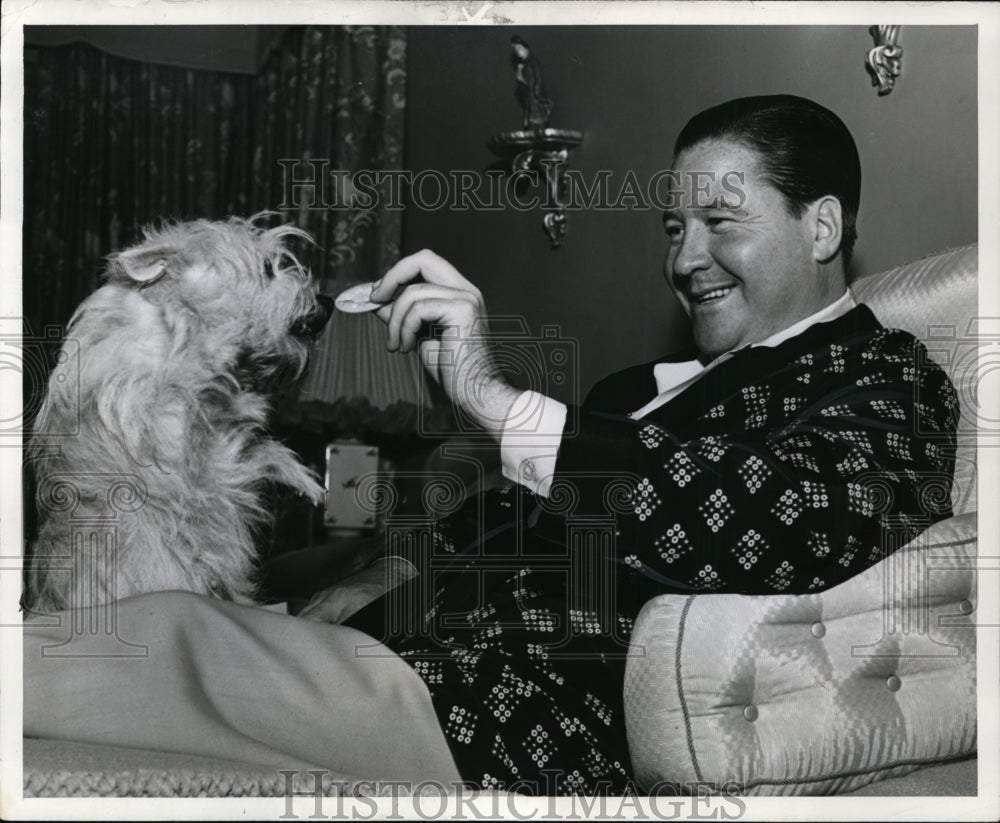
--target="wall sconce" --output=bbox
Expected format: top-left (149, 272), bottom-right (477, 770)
top-left (488, 37), bottom-right (583, 249)
top-left (865, 25), bottom-right (903, 96)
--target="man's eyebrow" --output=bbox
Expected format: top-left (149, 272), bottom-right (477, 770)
top-left (694, 197), bottom-right (744, 212)
top-left (663, 200), bottom-right (746, 220)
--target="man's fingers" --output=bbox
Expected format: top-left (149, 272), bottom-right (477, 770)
top-left (382, 284), bottom-right (480, 351)
top-left (372, 283), bottom-right (457, 338)
top-left (396, 301), bottom-right (432, 353)
top-left (371, 249), bottom-right (479, 304)
top-left (393, 296), bottom-right (473, 353)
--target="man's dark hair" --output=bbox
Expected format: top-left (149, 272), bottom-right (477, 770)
top-left (674, 94), bottom-right (861, 265)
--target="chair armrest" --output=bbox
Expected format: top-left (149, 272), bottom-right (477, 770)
top-left (624, 513), bottom-right (978, 795)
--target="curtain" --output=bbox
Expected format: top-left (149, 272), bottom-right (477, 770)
top-left (249, 26), bottom-right (407, 288)
top-left (23, 24), bottom-right (408, 368)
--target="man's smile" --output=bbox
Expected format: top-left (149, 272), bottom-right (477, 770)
top-left (689, 284), bottom-right (737, 305)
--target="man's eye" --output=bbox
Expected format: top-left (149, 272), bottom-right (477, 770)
top-left (664, 223), bottom-right (683, 240)
top-left (706, 216), bottom-right (732, 228)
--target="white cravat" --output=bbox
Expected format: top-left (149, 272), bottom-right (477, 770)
top-left (501, 290), bottom-right (857, 496)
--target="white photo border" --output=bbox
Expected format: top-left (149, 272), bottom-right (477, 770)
top-left (2, 1), bottom-right (997, 820)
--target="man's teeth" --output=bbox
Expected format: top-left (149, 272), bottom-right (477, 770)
top-left (697, 287), bottom-right (733, 303)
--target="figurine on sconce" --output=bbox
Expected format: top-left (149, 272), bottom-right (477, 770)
top-left (865, 25), bottom-right (903, 96)
top-left (489, 36), bottom-right (583, 249)
top-left (511, 36), bottom-right (553, 130)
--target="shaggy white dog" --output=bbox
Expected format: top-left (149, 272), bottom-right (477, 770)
top-left (25, 214), bottom-right (330, 612)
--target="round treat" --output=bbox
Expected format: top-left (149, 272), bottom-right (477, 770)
top-left (334, 281), bottom-right (383, 313)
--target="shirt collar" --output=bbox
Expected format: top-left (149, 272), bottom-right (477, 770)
top-left (653, 289), bottom-right (857, 395)
top-left (746, 288), bottom-right (857, 351)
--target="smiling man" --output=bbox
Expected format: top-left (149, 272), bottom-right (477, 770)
top-left (664, 138), bottom-right (849, 363)
top-left (345, 94), bottom-right (959, 794)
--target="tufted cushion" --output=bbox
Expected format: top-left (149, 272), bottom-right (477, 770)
top-left (624, 512), bottom-right (977, 795)
top-left (851, 244), bottom-right (978, 514)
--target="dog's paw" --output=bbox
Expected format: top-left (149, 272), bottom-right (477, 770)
top-left (282, 466), bottom-right (324, 506)
top-left (285, 461), bottom-right (325, 505)
top-left (256, 441), bottom-right (325, 503)
top-left (299, 475), bottom-right (326, 507)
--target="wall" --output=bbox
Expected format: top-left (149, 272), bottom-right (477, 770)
top-left (403, 25), bottom-right (977, 402)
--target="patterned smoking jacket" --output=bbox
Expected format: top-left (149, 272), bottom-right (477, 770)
top-left (531, 303), bottom-right (959, 612)
top-left (349, 303), bottom-right (960, 794)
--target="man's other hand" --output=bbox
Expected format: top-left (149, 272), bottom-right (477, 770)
top-left (298, 556), bottom-right (418, 625)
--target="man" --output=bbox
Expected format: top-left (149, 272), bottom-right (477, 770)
top-left (346, 94), bottom-right (958, 792)
top-left (369, 94), bottom-right (956, 596)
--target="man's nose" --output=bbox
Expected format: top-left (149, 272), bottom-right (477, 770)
top-left (671, 225), bottom-right (713, 278)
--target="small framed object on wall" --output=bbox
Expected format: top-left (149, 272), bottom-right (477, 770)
top-left (324, 441), bottom-right (380, 534)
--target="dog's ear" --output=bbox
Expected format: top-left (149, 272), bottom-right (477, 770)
top-left (113, 245), bottom-right (178, 285)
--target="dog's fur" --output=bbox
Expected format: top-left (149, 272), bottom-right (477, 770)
top-left (25, 214), bottom-right (329, 612)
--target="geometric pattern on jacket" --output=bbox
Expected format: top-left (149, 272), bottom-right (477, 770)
top-left (548, 303), bottom-right (959, 604)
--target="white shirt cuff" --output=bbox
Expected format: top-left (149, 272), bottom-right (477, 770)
top-left (499, 390), bottom-right (566, 497)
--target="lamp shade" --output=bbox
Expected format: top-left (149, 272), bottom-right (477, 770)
top-left (298, 294), bottom-right (434, 410)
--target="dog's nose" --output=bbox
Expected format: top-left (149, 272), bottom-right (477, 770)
top-left (317, 294), bottom-right (334, 320)
top-left (292, 295), bottom-right (335, 339)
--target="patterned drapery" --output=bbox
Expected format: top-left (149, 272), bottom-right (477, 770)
top-left (23, 24), bottom-right (407, 348)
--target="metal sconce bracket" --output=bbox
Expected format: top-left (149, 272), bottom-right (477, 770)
top-left (488, 128), bottom-right (583, 249)
top-left (490, 37), bottom-right (583, 249)
top-left (866, 25), bottom-right (903, 96)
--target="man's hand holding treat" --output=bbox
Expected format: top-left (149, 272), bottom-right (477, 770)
top-left (369, 249), bottom-right (522, 443)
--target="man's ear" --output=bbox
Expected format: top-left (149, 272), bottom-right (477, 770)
top-left (110, 244), bottom-right (179, 285)
top-left (811, 196), bottom-right (843, 264)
